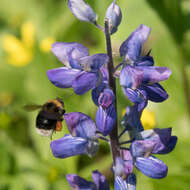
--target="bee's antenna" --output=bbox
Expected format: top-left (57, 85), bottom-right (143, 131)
top-left (65, 92), bottom-right (74, 99)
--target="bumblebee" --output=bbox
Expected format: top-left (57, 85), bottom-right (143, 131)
top-left (24, 98), bottom-right (65, 137)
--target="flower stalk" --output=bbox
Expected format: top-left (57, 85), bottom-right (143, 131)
top-left (104, 18), bottom-right (120, 164)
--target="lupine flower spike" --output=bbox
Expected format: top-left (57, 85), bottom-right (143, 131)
top-left (42, 1), bottom-right (178, 189)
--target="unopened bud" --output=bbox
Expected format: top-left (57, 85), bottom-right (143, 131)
top-left (105, 2), bottom-right (122, 34)
top-left (68, 0), bottom-right (97, 24)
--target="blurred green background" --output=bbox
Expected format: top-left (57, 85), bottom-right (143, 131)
top-left (0, 0), bottom-right (190, 189)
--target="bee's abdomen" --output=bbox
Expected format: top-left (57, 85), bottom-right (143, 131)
top-left (36, 112), bottom-right (56, 130)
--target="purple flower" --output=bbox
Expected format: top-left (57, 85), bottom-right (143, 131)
top-left (137, 128), bottom-right (178, 154)
top-left (50, 134), bottom-right (89, 158)
top-left (68, 0), bottom-right (97, 24)
top-left (114, 157), bottom-right (125, 177)
top-left (114, 174), bottom-right (136, 190)
top-left (91, 67), bottom-right (109, 106)
top-left (91, 68), bottom-right (116, 137)
top-left (120, 149), bottom-right (133, 176)
top-left (67, 170), bottom-right (136, 190)
top-left (64, 112), bottom-right (97, 139)
top-left (50, 112), bottom-right (98, 158)
top-left (114, 176), bottom-right (128, 190)
top-left (119, 24), bottom-right (171, 110)
top-left (120, 24), bottom-right (151, 62)
top-left (126, 173), bottom-right (136, 190)
top-left (121, 105), bottom-right (144, 133)
top-left (112, 150), bottom-right (133, 180)
top-left (95, 88), bottom-right (116, 136)
top-left (66, 170), bottom-right (110, 190)
top-left (135, 156), bottom-right (168, 179)
top-left (105, 1), bottom-right (122, 34)
top-left (130, 128), bottom-right (177, 179)
top-left (47, 42), bottom-right (109, 95)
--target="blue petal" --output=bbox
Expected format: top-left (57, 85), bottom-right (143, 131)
top-left (120, 65), bottom-right (171, 89)
top-left (123, 88), bottom-right (148, 111)
top-left (96, 104), bottom-right (116, 136)
top-left (139, 129), bottom-right (154, 139)
top-left (50, 135), bottom-right (88, 158)
top-left (120, 65), bottom-right (144, 89)
top-left (64, 112), bottom-right (96, 139)
top-left (138, 66), bottom-right (171, 85)
top-left (130, 140), bottom-right (156, 157)
top-left (150, 128), bottom-right (177, 154)
top-left (120, 149), bottom-right (133, 175)
top-left (47, 67), bottom-right (80, 88)
top-left (135, 156), bottom-right (168, 179)
top-left (92, 170), bottom-right (110, 190)
top-left (105, 2), bottom-right (122, 35)
top-left (120, 24), bottom-right (151, 61)
top-left (72, 71), bottom-right (99, 95)
top-left (135, 56), bottom-right (154, 66)
top-left (140, 83), bottom-right (168, 102)
top-left (153, 128), bottom-right (172, 144)
top-left (51, 42), bottom-right (89, 67)
top-left (66, 174), bottom-right (96, 190)
top-left (114, 157), bottom-right (125, 176)
top-left (92, 83), bottom-right (108, 106)
top-left (126, 173), bottom-right (136, 190)
top-left (68, 0), bottom-right (97, 23)
top-left (114, 176), bottom-right (128, 190)
top-left (156, 136), bottom-right (177, 154)
top-left (123, 105), bottom-right (143, 132)
top-left (100, 66), bottom-right (109, 83)
top-left (79, 54), bottom-right (109, 71)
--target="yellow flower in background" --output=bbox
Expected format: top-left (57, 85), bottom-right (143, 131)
top-left (39, 37), bottom-right (55, 53)
top-left (122, 108), bottom-right (156, 130)
top-left (47, 167), bottom-right (59, 182)
top-left (122, 108), bottom-right (126, 117)
top-left (140, 109), bottom-right (156, 130)
top-left (3, 21), bottom-right (35, 67)
top-left (21, 22), bottom-right (35, 49)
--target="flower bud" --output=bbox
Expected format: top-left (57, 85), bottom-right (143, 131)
top-left (105, 2), bottom-right (122, 34)
top-left (98, 89), bottom-right (114, 108)
top-left (68, 0), bottom-right (97, 24)
top-left (96, 104), bottom-right (116, 136)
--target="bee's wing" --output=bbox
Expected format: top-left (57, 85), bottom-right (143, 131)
top-left (23, 104), bottom-right (42, 112)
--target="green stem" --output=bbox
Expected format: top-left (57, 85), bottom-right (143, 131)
top-left (180, 51), bottom-right (190, 122)
top-left (104, 19), bottom-right (120, 164)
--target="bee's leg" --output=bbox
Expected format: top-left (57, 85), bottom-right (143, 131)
top-left (50, 130), bottom-right (56, 140)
